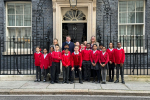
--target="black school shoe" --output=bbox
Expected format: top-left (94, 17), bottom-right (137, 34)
top-left (79, 81), bottom-right (83, 84)
top-left (43, 79), bottom-right (46, 82)
top-left (34, 79), bottom-right (38, 82)
top-left (108, 79), bottom-right (112, 82)
top-left (114, 80), bottom-right (119, 83)
top-left (70, 81), bottom-right (73, 84)
top-left (122, 80), bottom-right (125, 84)
top-left (51, 81), bottom-right (54, 84)
top-left (111, 79), bottom-right (114, 82)
top-left (92, 80), bottom-right (95, 83)
top-left (38, 79), bottom-right (41, 82)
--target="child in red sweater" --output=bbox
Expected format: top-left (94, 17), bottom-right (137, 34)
top-left (114, 42), bottom-right (125, 84)
top-left (34, 46), bottom-right (42, 82)
top-left (62, 48), bottom-right (72, 84)
top-left (40, 48), bottom-right (50, 82)
top-left (80, 43), bottom-right (85, 52)
top-left (90, 44), bottom-right (100, 83)
top-left (81, 43), bottom-right (92, 82)
top-left (99, 46), bottom-right (109, 84)
top-left (106, 42), bottom-right (115, 82)
top-left (51, 44), bottom-right (62, 84)
top-left (62, 44), bottom-right (70, 55)
top-left (71, 46), bottom-right (83, 84)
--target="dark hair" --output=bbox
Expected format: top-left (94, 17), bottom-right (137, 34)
top-left (109, 42), bottom-right (114, 48)
top-left (36, 46), bottom-right (40, 49)
top-left (102, 46), bottom-right (106, 49)
top-left (87, 43), bottom-right (91, 45)
top-left (50, 46), bottom-right (54, 49)
top-left (93, 44), bottom-right (97, 47)
top-left (64, 44), bottom-right (69, 47)
top-left (55, 44), bottom-right (59, 47)
top-left (117, 42), bottom-right (121, 44)
top-left (64, 48), bottom-right (69, 51)
top-left (99, 44), bottom-right (103, 46)
top-left (81, 42), bottom-right (85, 45)
top-left (43, 47), bottom-right (47, 50)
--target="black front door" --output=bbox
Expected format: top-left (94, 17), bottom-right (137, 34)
top-left (62, 23), bottom-right (87, 43)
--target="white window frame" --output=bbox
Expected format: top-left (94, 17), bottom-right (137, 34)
top-left (118, 0), bottom-right (146, 53)
top-left (5, 1), bottom-right (32, 55)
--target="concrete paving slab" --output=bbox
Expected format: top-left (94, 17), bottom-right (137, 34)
top-left (0, 81), bottom-right (27, 89)
top-left (47, 83), bottom-right (74, 89)
top-left (75, 82), bottom-right (101, 89)
top-left (125, 81), bottom-right (150, 91)
top-left (20, 81), bottom-right (50, 89)
top-left (101, 82), bottom-right (129, 90)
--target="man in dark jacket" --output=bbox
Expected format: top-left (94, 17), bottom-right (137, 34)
top-left (62, 36), bottom-right (74, 53)
top-left (62, 35), bottom-right (75, 82)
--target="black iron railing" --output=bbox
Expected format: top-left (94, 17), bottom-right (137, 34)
top-left (0, 36), bottom-right (149, 75)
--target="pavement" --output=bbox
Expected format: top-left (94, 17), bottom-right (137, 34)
top-left (0, 80), bottom-right (150, 96)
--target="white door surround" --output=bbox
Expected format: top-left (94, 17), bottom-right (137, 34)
top-left (52, 0), bottom-right (96, 47)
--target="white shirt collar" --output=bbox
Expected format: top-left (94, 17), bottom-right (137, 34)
top-left (109, 48), bottom-right (113, 51)
top-left (86, 49), bottom-right (90, 50)
top-left (44, 54), bottom-right (47, 59)
top-left (36, 52), bottom-right (40, 54)
top-left (64, 53), bottom-right (69, 56)
top-left (99, 49), bottom-right (102, 51)
top-left (102, 52), bottom-right (106, 55)
top-left (51, 52), bottom-right (52, 54)
top-left (55, 50), bottom-right (59, 52)
top-left (93, 50), bottom-right (97, 54)
top-left (117, 48), bottom-right (121, 50)
top-left (74, 51), bottom-right (79, 55)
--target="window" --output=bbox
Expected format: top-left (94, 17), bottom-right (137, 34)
top-left (6, 2), bottom-right (32, 52)
top-left (118, 0), bottom-right (145, 48)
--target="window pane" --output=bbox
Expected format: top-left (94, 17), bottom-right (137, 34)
top-left (127, 36), bottom-right (134, 47)
top-left (24, 4), bottom-right (31, 15)
top-left (119, 25), bottom-right (126, 35)
top-left (8, 27), bottom-right (16, 37)
top-left (24, 15), bottom-right (31, 26)
top-left (8, 15), bottom-right (15, 26)
top-left (127, 25), bottom-right (134, 35)
top-left (136, 0), bottom-right (144, 11)
top-left (16, 15), bottom-right (23, 26)
top-left (16, 4), bottom-right (23, 14)
top-left (119, 13), bottom-right (127, 23)
top-left (135, 25), bottom-right (143, 35)
top-left (7, 4), bottom-right (15, 14)
top-left (128, 1), bottom-right (135, 12)
top-left (119, 1), bottom-right (127, 12)
top-left (16, 27), bottom-right (31, 37)
top-left (128, 12), bottom-right (135, 23)
top-left (136, 12), bottom-right (143, 23)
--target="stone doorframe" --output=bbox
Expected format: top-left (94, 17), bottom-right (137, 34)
top-left (52, 0), bottom-right (96, 47)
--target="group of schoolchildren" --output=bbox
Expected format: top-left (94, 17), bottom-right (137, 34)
top-left (34, 41), bottom-right (125, 84)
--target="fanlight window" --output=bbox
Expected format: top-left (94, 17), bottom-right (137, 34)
top-left (63, 9), bottom-right (86, 21)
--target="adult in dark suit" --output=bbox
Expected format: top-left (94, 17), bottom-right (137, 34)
top-left (62, 35), bottom-right (75, 82)
top-left (62, 36), bottom-right (74, 53)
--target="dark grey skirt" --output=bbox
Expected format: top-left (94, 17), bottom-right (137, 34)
top-left (91, 61), bottom-right (100, 70)
top-left (100, 62), bottom-right (108, 69)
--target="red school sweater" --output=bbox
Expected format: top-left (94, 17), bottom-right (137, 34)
top-left (71, 52), bottom-right (82, 68)
top-left (114, 48), bottom-right (125, 64)
top-left (52, 51), bottom-right (62, 63)
top-left (62, 50), bottom-right (70, 55)
top-left (34, 52), bottom-right (42, 66)
top-left (106, 48), bottom-right (115, 62)
top-left (40, 54), bottom-right (50, 69)
top-left (81, 49), bottom-right (92, 61)
top-left (90, 50), bottom-right (99, 64)
top-left (99, 52), bottom-right (109, 65)
top-left (62, 53), bottom-right (72, 67)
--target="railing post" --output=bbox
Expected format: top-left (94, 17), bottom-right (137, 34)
top-left (0, 38), bottom-right (1, 75)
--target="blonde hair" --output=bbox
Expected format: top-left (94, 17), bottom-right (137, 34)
top-left (53, 38), bottom-right (59, 45)
top-left (90, 35), bottom-right (97, 43)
